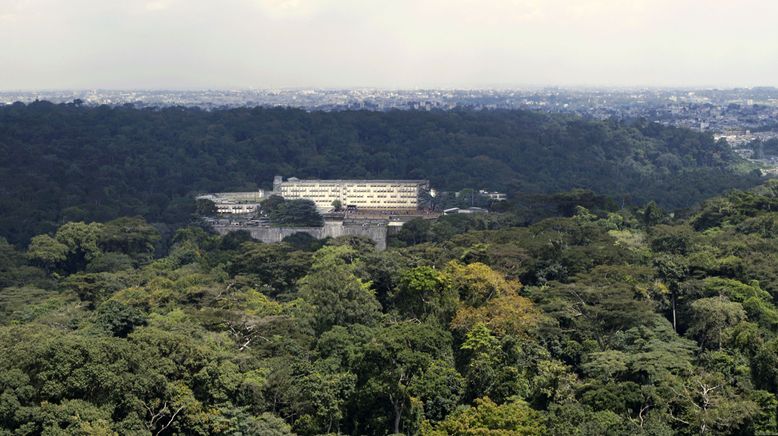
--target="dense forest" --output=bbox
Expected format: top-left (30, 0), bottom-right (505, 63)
top-left (4, 179), bottom-right (778, 434)
top-left (0, 102), bottom-right (762, 245)
top-left (749, 138), bottom-right (778, 158)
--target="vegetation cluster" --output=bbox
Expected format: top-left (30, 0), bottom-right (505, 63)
top-left (0, 102), bottom-right (761, 245)
top-left (260, 196), bottom-right (324, 227)
top-left (4, 180), bottom-right (778, 434)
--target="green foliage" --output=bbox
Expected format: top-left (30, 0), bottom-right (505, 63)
top-left (649, 224), bottom-right (696, 255)
top-left (54, 222), bottom-right (105, 272)
top-left (93, 299), bottom-right (147, 337)
top-left (98, 217), bottom-right (160, 263)
top-left (0, 238), bottom-right (46, 287)
top-left (686, 297), bottom-right (747, 350)
top-left (281, 232), bottom-right (324, 251)
top-left (229, 241), bottom-right (312, 296)
top-left (26, 234), bottom-right (68, 272)
top-left (753, 338), bottom-right (778, 393)
top-left (86, 252), bottom-right (135, 273)
top-left (0, 286), bottom-right (55, 324)
top-left (195, 198), bottom-right (217, 216)
top-left (667, 371), bottom-right (761, 435)
top-left (410, 360), bottom-right (466, 422)
top-left (392, 266), bottom-right (457, 323)
top-left (7, 180), bottom-right (778, 434)
top-left (394, 218), bottom-right (433, 246)
top-left (641, 201), bottom-right (667, 227)
top-left (26, 218), bottom-right (158, 276)
top-left (297, 245), bottom-right (381, 333)
top-left (581, 316), bottom-right (696, 383)
top-left (263, 197), bottom-right (323, 227)
top-left (0, 104), bottom-right (759, 245)
top-left (355, 321), bottom-right (455, 434)
top-left (425, 397), bottom-right (546, 436)
top-left (62, 271), bottom-right (133, 306)
top-left (545, 402), bottom-right (638, 436)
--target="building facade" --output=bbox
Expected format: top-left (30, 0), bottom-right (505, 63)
top-left (273, 176), bottom-right (429, 211)
top-left (479, 190), bottom-right (507, 201)
top-left (214, 203), bottom-right (259, 214)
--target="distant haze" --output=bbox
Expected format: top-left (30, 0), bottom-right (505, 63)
top-left (1, 0), bottom-right (777, 90)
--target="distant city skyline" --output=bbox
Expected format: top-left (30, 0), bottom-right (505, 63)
top-left (2, 0), bottom-right (778, 90)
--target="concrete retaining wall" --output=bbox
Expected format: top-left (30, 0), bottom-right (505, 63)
top-left (212, 221), bottom-right (388, 250)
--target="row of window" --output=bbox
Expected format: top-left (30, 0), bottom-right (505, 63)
top-left (347, 190), bottom-right (416, 194)
top-left (349, 201), bottom-right (414, 205)
top-left (282, 183), bottom-right (421, 189)
top-left (283, 188), bottom-right (416, 192)
top-left (349, 184), bottom-right (417, 188)
top-left (284, 194), bottom-right (417, 200)
top-left (286, 194), bottom-right (337, 199)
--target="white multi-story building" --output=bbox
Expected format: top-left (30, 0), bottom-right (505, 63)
top-left (214, 203), bottom-right (259, 214)
top-left (479, 190), bottom-right (507, 201)
top-left (273, 176), bottom-right (429, 211)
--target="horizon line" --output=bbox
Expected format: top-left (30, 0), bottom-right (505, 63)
top-left (1, 85), bottom-right (778, 93)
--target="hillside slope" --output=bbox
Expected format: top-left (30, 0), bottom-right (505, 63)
top-left (0, 102), bottom-right (760, 244)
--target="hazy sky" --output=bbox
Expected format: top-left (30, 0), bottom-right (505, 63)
top-left (1, 0), bottom-right (777, 89)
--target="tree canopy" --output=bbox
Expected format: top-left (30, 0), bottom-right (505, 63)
top-left (0, 102), bottom-right (760, 245)
top-left (3, 180), bottom-right (778, 434)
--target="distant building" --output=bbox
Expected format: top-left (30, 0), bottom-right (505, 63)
top-left (214, 203), bottom-right (259, 214)
top-left (733, 148), bottom-right (755, 159)
top-left (198, 177), bottom-right (433, 215)
top-left (479, 190), bottom-right (507, 201)
top-left (196, 190), bottom-right (266, 214)
top-left (273, 176), bottom-right (429, 211)
top-left (200, 190), bottom-right (267, 202)
top-left (444, 207), bottom-right (488, 215)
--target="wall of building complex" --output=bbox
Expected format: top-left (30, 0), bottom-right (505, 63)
top-left (215, 203), bottom-right (259, 214)
top-left (211, 221), bottom-right (388, 250)
top-left (273, 176), bottom-right (429, 211)
top-left (199, 191), bottom-right (267, 202)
